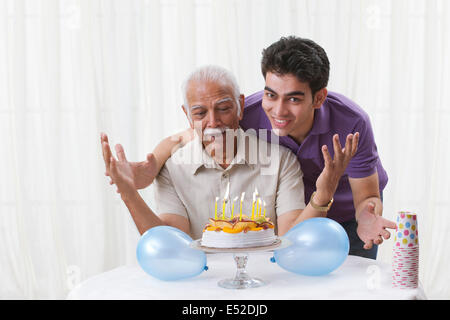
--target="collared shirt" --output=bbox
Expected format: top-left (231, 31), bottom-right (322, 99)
top-left (240, 91), bottom-right (388, 223)
top-left (154, 128), bottom-right (306, 240)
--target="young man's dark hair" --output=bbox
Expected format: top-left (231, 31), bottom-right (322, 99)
top-left (261, 36), bottom-right (330, 97)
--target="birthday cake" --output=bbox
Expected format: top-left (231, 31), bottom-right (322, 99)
top-left (201, 215), bottom-right (276, 248)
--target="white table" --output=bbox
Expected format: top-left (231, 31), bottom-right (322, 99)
top-left (67, 252), bottom-right (426, 300)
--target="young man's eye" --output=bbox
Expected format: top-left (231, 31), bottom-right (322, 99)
top-left (265, 92), bottom-right (275, 98)
top-left (289, 97), bottom-right (301, 103)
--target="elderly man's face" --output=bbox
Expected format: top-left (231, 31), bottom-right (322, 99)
top-left (183, 80), bottom-right (244, 149)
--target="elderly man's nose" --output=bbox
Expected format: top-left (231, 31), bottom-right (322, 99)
top-left (207, 112), bottom-right (219, 127)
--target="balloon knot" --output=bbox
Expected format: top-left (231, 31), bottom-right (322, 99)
top-left (204, 266), bottom-right (209, 271)
top-left (270, 256), bottom-right (276, 263)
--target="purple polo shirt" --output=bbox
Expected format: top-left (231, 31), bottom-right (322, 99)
top-left (239, 91), bottom-right (388, 223)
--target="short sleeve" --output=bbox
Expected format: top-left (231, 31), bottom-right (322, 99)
top-left (153, 165), bottom-right (189, 218)
top-left (275, 149), bottom-right (306, 216)
top-left (347, 117), bottom-right (379, 178)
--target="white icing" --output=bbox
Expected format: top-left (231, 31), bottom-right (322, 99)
top-left (201, 228), bottom-right (276, 248)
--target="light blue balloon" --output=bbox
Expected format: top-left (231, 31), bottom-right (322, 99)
top-left (136, 226), bottom-right (207, 281)
top-left (273, 217), bottom-right (349, 276)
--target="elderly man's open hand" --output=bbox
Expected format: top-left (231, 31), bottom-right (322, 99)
top-left (101, 133), bottom-right (158, 190)
top-left (100, 135), bottom-right (136, 197)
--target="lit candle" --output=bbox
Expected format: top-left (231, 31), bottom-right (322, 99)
top-left (256, 197), bottom-right (259, 217)
top-left (263, 200), bottom-right (266, 218)
top-left (239, 192), bottom-right (245, 220)
top-left (214, 196), bottom-right (219, 220)
top-left (222, 182), bottom-right (230, 219)
top-left (251, 191), bottom-right (256, 220)
top-left (222, 200), bottom-right (226, 219)
top-left (231, 196), bottom-right (238, 219)
top-left (257, 198), bottom-right (261, 217)
top-left (252, 187), bottom-right (259, 220)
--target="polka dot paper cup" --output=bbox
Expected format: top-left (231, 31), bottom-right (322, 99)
top-left (392, 211), bottom-right (419, 289)
top-left (392, 247), bottom-right (419, 288)
top-left (394, 211), bottom-right (418, 248)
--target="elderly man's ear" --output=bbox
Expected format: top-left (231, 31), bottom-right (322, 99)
top-left (238, 94), bottom-right (245, 120)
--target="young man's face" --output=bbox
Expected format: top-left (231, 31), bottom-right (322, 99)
top-left (262, 72), bottom-right (326, 143)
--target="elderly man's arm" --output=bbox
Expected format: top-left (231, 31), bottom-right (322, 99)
top-left (277, 207), bottom-right (326, 236)
top-left (105, 141), bottom-right (190, 235)
top-left (120, 191), bottom-right (190, 235)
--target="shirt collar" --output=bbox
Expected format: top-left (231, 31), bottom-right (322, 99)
top-left (310, 102), bottom-right (331, 135)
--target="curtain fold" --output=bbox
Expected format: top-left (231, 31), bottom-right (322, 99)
top-left (0, 0), bottom-right (449, 299)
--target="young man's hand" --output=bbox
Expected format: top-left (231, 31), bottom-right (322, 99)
top-left (357, 201), bottom-right (397, 249)
top-left (314, 132), bottom-right (359, 205)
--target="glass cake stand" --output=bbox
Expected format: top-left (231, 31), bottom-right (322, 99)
top-left (190, 237), bottom-right (291, 289)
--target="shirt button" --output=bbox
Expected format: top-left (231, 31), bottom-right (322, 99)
top-left (222, 172), bottom-right (229, 179)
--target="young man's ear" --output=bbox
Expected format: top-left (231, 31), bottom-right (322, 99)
top-left (238, 94), bottom-right (245, 120)
top-left (312, 88), bottom-right (328, 109)
top-left (181, 105), bottom-right (194, 128)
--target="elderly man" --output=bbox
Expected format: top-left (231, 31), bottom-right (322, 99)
top-left (101, 65), bottom-right (356, 238)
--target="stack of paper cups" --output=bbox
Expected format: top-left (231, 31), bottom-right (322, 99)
top-left (392, 211), bottom-right (419, 288)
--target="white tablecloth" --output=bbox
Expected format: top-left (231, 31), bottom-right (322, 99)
top-left (67, 252), bottom-right (426, 300)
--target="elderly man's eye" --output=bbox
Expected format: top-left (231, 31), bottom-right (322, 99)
top-left (218, 107), bottom-right (231, 112)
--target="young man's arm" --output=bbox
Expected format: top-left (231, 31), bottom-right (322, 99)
top-left (349, 173), bottom-right (396, 249)
top-left (151, 129), bottom-right (193, 181)
top-left (277, 133), bottom-right (359, 235)
top-left (101, 129), bottom-right (193, 189)
top-left (345, 117), bottom-right (396, 249)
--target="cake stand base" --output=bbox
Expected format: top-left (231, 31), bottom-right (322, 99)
top-left (190, 238), bottom-right (291, 289)
top-left (217, 253), bottom-right (266, 289)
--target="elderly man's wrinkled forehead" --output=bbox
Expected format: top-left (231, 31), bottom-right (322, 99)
top-left (185, 79), bottom-right (236, 106)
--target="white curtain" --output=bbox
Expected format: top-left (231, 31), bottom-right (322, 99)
top-left (0, 0), bottom-right (448, 299)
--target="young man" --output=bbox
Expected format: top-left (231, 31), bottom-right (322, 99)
top-left (240, 36), bottom-right (395, 259)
